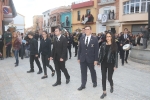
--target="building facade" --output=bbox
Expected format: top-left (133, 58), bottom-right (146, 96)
top-left (33, 15), bottom-right (43, 34)
top-left (71, 0), bottom-right (97, 33)
top-left (119, 0), bottom-right (148, 34)
top-left (97, 0), bottom-right (120, 34)
top-left (42, 10), bottom-right (50, 33)
top-left (60, 11), bottom-right (72, 33)
top-left (49, 6), bottom-right (71, 32)
top-left (0, 0), bottom-right (17, 35)
top-left (6, 13), bottom-right (25, 33)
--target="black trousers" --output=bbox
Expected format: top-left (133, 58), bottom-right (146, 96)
top-left (41, 55), bottom-right (54, 75)
top-left (74, 43), bottom-right (78, 56)
top-left (6, 44), bottom-right (12, 57)
top-left (0, 44), bottom-right (3, 58)
top-left (30, 55), bottom-right (42, 71)
top-left (54, 56), bottom-right (70, 83)
top-left (67, 46), bottom-right (71, 58)
top-left (101, 62), bottom-right (114, 91)
top-left (80, 61), bottom-right (97, 87)
top-left (120, 47), bottom-right (129, 64)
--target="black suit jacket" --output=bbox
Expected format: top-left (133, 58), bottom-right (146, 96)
top-left (78, 36), bottom-right (99, 63)
top-left (119, 34), bottom-right (130, 45)
top-left (66, 35), bottom-right (73, 47)
top-left (39, 38), bottom-right (51, 58)
top-left (29, 38), bottom-right (38, 55)
top-left (51, 35), bottom-right (68, 61)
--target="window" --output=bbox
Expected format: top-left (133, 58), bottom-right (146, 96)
top-left (77, 11), bottom-right (80, 21)
top-left (48, 13), bottom-right (49, 15)
top-left (123, 0), bottom-right (150, 14)
top-left (44, 15), bottom-right (46, 17)
top-left (141, 2), bottom-right (146, 12)
top-left (86, 9), bottom-right (91, 15)
top-left (101, 0), bottom-right (107, 3)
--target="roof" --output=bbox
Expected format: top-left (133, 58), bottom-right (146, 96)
top-left (17, 13), bottom-right (25, 17)
top-left (42, 9), bottom-right (50, 14)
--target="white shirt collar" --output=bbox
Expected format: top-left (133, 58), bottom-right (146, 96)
top-left (57, 35), bottom-right (61, 40)
top-left (85, 35), bottom-right (91, 39)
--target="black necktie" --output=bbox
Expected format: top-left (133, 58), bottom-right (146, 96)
top-left (56, 37), bottom-right (58, 42)
top-left (86, 37), bottom-right (88, 47)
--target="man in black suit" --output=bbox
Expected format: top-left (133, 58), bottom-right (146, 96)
top-left (119, 28), bottom-right (130, 66)
top-left (78, 26), bottom-right (99, 91)
top-left (27, 32), bottom-right (43, 74)
top-left (50, 27), bottom-right (70, 86)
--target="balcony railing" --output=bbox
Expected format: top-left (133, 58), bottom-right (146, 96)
top-left (98, 0), bottom-right (115, 5)
top-left (98, 13), bottom-right (116, 22)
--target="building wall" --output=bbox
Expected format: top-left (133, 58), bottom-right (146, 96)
top-left (72, 0), bottom-right (97, 33)
top-left (13, 13), bottom-right (25, 33)
top-left (43, 10), bottom-right (50, 33)
top-left (119, 0), bottom-right (148, 33)
top-left (33, 15), bottom-right (43, 34)
top-left (0, 1), bottom-right (3, 35)
top-left (96, 0), bottom-right (120, 34)
top-left (60, 12), bottom-right (72, 33)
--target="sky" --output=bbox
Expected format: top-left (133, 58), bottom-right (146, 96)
top-left (13, 0), bottom-right (75, 28)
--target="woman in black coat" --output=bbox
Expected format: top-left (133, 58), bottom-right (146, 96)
top-left (39, 31), bottom-right (55, 79)
top-left (99, 32), bottom-right (118, 99)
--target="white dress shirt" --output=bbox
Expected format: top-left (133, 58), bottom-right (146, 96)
top-left (85, 35), bottom-right (91, 45)
top-left (57, 35), bottom-right (61, 41)
top-left (124, 34), bottom-right (127, 39)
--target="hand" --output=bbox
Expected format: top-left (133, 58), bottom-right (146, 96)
top-left (35, 55), bottom-right (38, 57)
top-left (114, 67), bottom-right (117, 70)
top-left (60, 58), bottom-right (64, 61)
top-left (78, 60), bottom-right (80, 63)
top-left (127, 38), bottom-right (129, 40)
top-left (94, 61), bottom-right (97, 66)
top-left (120, 44), bottom-right (122, 46)
top-left (5, 46), bottom-right (7, 47)
top-left (50, 57), bottom-right (53, 60)
top-left (48, 58), bottom-right (50, 60)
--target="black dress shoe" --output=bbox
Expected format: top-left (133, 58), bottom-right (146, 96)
top-left (52, 82), bottom-right (61, 86)
top-left (100, 93), bottom-right (107, 99)
top-left (66, 79), bottom-right (70, 84)
top-left (110, 86), bottom-right (113, 93)
top-left (27, 70), bottom-right (34, 73)
top-left (125, 60), bottom-right (128, 63)
top-left (37, 71), bottom-right (42, 74)
top-left (41, 76), bottom-right (48, 79)
top-left (15, 64), bottom-right (18, 67)
top-left (51, 71), bottom-right (55, 77)
top-left (78, 86), bottom-right (85, 91)
top-left (69, 57), bottom-right (71, 59)
top-left (93, 83), bottom-right (97, 88)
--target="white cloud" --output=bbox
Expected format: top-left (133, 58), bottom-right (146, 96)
top-left (13, 0), bottom-right (74, 28)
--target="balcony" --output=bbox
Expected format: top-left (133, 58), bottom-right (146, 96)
top-left (98, 13), bottom-right (116, 23)
top-left (71, 0), bottom-right (94, 9)
top-left (98, 0), bottom-right (115, 6)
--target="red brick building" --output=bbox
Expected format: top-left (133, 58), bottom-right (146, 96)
top-left (96, 0), bottom-right (120, 34)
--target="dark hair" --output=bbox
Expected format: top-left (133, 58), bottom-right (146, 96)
top-left (55, 27), bottom-right (61, 31)
top-left (82, 28), bottom-right (85, 29)
top-left (84, 26), bottom-right (92, 30)
top-left (124, 28), bottom-right (128, 31)
top-left (106, 32), bottom-right (117, 53)
top-left (28, 31), bottom-right (34, 36)
top-left (7, 29), bottom-right (10, 32)
top-left (43, 31), bottom-right (48, 34)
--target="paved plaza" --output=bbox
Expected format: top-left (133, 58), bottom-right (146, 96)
top-left (0, 55), bottom-right (150, 100)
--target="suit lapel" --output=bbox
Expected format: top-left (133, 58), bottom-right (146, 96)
top-left (88, 36), bottom-right (93, 48)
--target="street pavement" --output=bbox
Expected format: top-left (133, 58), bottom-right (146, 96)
top-left (0, 54), bottom-right (150, 100)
